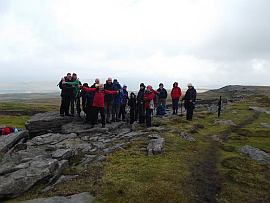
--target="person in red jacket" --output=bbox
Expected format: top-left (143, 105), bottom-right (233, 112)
top-left (80, 84), bottom-right (118, 128)
top-left (170, 82), bottom-right (182, 115)
top-left (144, 85), bottom-right (157, 127)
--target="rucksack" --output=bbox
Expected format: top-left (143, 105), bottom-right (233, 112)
top-left (156, 105), bottom-right (166, 115)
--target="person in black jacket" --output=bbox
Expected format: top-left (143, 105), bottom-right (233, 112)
top-left (104, 77), bottom-right (115, 123)
top-left (137, 83), bottom-right (146, 124)
top-left (183, 83), bottom-right (197, 121)
top-left (119, 85), bottom-right (128, 121)
top-left (128, 92), bottom-right (137, 124)
top-left (156, 83), bottom-right (167, 115)
top-left (59, 73), bottom-right (74, 116)
top-left (81, 83), bottom-right (89, 114)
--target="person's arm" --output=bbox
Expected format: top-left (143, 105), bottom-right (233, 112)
top-left (164, 89), bottom-right (168, 98)
top-left (104, 90), bottom-right (118, 95)
top-left (80, 86), bottom-right (96, 92)
top-left (65, 80), bottom-right (79, 86)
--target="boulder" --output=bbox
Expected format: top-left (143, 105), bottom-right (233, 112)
top-left (0, 130), bottom-right (28, 153)
top-left (147, 137), bottom-right (165, 155)
top-left (0, 157), bottom-right (58, 199)
top-left (28, 133), bottom-right (77, 146)
top-left (180, 132), bottom-right (196, 142)
top-left (22, 192), bottom-right (95, 203)
top-left (25, 112), bottom-right (73, 137)
top-left (52, 149), bottom-right (74, 160)
top-left (239, 145), bottom-right (270, 164)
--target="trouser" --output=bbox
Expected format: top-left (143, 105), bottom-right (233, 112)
top-left (158, 98), bottom-right (167, 108)
top-left (138, 102), bottom-right (145, 123)
top-left (130, 108), bottom-right (136, 124)
top-left (104, 101), bottom-right (113, 122)
top-left (145, 109), bottom-right (153, 127)
top-left (112, 104), bottom-right (121, 121)
top-left (60, 94), bottom-right (72, 116)
top-left (76, 97), bottom-right (81, 116)
top-left (186, 103), bottom-right (195, 121)
top-left (93, 107), bottom-right (105, 125)
top-left (119, 104), bottom-right (127, 121)
top-left (172, 99), bottom-right (179, 114)
top-left (85, 106), bottom-right (94, 123)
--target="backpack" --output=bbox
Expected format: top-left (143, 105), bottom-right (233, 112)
top-left (156, 105), bottom-right (166, 115)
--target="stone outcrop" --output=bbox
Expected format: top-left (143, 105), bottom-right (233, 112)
top-left (147, 136), bottom-right (165, 155)
top-left (0, 130), bottom-right (28, 153)
top-left (239, 145), bottom-right (270, 164)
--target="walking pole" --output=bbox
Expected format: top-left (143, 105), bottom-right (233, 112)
top-left (218, 96), bottom-right (222, 118)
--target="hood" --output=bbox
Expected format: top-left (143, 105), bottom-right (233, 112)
top-left (173, 82), bottom-right (178, 87)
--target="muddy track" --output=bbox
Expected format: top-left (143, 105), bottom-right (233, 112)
top-left (187, 140), bottom-right (221, 203)
top-left (186, 111), bottom-right (261, 203)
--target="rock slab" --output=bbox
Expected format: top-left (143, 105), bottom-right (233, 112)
top-left (239, 145), bottom-right (270, 164)
top-left (0, 130), bottom-right (28, 153)
top-left (147, 137), bottom-right (165, 155)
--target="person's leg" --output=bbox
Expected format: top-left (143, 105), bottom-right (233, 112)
top-left (60, 96), bottom-right (65, 116)
top-left (116, 104), bottom-right (121, 121)
top-left (130, 108), bottom-right (135, 124)
top-left (112, 104), bottom-right (116, 122)
top-left (186, 104), bottom-right (192, 120)
top-left (65, 95), bottom-right (71, 116)
top-left (122, 104), bottom-right (126, 120)
top-left (70, 96), bottom-right (75, 116)
top-left (91, 107), bottom-right (98, 125)
top-left (100, 108), bottom-right (105, 127)
top-left (76, 96), bottom-right (81, 116)
top-left (145, 109), bottom-right (152, 127)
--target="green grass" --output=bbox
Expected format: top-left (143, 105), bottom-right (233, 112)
top-left (3, 95), bottom-right (270, 203)
top-left (0, 115), bottom-right (30, 128)
top-left (0, 102), bottom-right (59, 112)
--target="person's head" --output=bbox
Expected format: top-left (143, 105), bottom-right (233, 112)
top-left (159, 83), bottom-right (164, 89)
top-left (187, 83), bottom-right (193, 89)
top-left (146, 85), bottom-right (153, 92)
top-left (130, 92), bottom-right (136, 98)
top-left (83, 83), bottom-right (89, 87)
top-left (67, 73), bottom-right (72, 80)
top-left (72, 73), bottom-right (77, 80)
top-left (107, 77), bottom-right (112, 84)
top-left (95, 78), bottom-right (100, 84)
top-left (123, 85), bottom-right (127, 90)
top-left (173, 82), bottom-right (178, 87)
top-left (113, 79), bottom-right (118, 84)
top-left (140, 83), bottom-right (145, 90)
top-left (99, 84), bottom-right (104, 90)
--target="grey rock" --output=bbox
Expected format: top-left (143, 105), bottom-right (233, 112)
top-left (239, 145), bottom-right (270, 164)
top-left (180, 132), bottom-right (196, 142)
top-left (22, 192), bottom-right (95, 203)
top-left (0, 130), bottom-right (28, 153)
top-left (144, 126), bottom-right (165, 132)
top-left (81, 155), bottom-right (97, 165)
top-left (96, 155), bottom-right (106, 162)
top-left (52, 149), bottom-right (74, 160)
top-left (261, 123), bottom-right (270, 128)
top-left (0, 157), bottom-right (58, 198)
top-left (211, 135), bottom-right (223, 143)
top-left (214, 119), bottom-right (237, 126)
top-left (147, 137), bottom-right (165, 155)
top-left (49, 160), bottom-right (69, 184)
top-left (25, 112), bottom-right (73, 137)
top-left (249, 106), bottom-right (270, 115)
top-left (29, 133), bottom-right (77, 146)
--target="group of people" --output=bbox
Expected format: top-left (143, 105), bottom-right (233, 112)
top-left (58, 73), bottom-right (197, 128)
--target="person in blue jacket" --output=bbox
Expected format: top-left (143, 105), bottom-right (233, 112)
top-left (112, 79), bottom-right (123, 122)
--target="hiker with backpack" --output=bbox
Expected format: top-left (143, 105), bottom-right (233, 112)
top-left (171, 82), bottom-right (182, 115)
top-left (112, 79), bottom-right (123, 122)
top-left (59, 73), bottom-right (74, 116)
top-left (104, 77), bottom-right (115, 123)
top-left (119, 85), bottom-right (128, 121)
top-left (144, 85), bottom-right (157, 127)
top-left (183, 83), bottom-right (197, 121)
top-left (156, 83), bottom-right (167, 116)
top-left (128, 92), bottom-right (137, 124)
top-left (137, 83), bottom-right (146, 124)
top-left (79, 84), bottom-right (119, 128)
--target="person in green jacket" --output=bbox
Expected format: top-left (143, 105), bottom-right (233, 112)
top-left (63, 73), bottom-right (82, 117)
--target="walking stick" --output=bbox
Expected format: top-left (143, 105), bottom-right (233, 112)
top-left (218, 96), bottom-right (222, 118)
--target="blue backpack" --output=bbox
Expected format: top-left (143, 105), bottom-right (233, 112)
top-left (156, 105), bottom-right (166, 115)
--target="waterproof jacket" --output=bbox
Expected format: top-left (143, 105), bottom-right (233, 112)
top-left (104, 82), bottom-right (115, 102)
top-left (137, 88), bottom-right (145, 104)
top-left (157, 88), bottom-right (167, 99)
top-left (65, 79), bottom-right (82, 97)
top-left (183, 87), bottom-right (197, 105)
top-left (121, 89), bottom-right (129, 105)
top-left (112, 81), bottom-right (122, 105)
top-left (128, 97), bottom-right (137, 109)
top-left (61, 77), bottom-right (74, 96)
top-left (144, 90), bottom-right (157, 109)
top-left (171, 82), bottom-right (182, 100)
top-left (81, 87), bottom-right (118, 108)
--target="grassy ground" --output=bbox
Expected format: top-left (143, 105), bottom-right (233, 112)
top-left (3, 95), bottom-right (270, 203)
top-left (0, 101), bottom-right (59, 129)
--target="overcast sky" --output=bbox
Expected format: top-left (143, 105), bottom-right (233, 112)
top-left (0, 0), bottom-right (269, 91)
